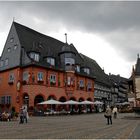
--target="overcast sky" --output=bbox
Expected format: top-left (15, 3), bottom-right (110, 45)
top-left (0, 1), bottom-right (140, 78)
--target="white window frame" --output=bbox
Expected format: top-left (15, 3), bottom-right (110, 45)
top-left (65, 58), bottom-right (75, 65)
top-left (23, 71), bottom-right (29, 82)
top-left (47, 57), bottom-right (55, 66)
top-left (84, 68), bottom-right (90, 74)
top-left (79, 80), bottom-right (84, 87)
top-left (38, 72), bottom-right (43, 81)
top-left (67, 76), bottom-right (71, 86)
top-left (50, 74), bottom-right (56, 83)
top-left (9, 73), bottom-right (14, 82)
top-left (29, 52), bottom-right (40, 62)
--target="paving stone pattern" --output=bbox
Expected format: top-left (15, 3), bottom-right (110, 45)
top-left (0, 113), bottom-right (139, 139)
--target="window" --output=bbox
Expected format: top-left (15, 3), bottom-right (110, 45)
top-left (67, 77), bottom-right (71, 86)
top-left (23, 71), bottom-right (29, 82)
top-left (10, 38), bottom-right (14, 43)
top-left (5, 96), bottom-right (11, 104)
top-left (0, 60), bottom-right (4, 67)
top-left (87, 82), bottom-right (92, 90)
top-left (9, 73), bottom-right (14, 83)
top-left (38, 72), bottom-right (43, 81)
top-left (84, 68), bottom-right (90, 74)
top-left (7, 48), bottom-right (11, 52)
top-left (29, 52), bottom-right (40, 62)
top-left (1, 96), bottom-right (5, 104)
top-left (14, 45), bottom-right (18, 50)
top-left (47, 57), bottom-right (55, 66)
top-left (50, 74), bottom-right (56, 84)
top-left (79, 80), bottom-right (84, 88)
top-left (76, 65), bottom-right (80, 72)
top-left (1, 96), bottom-right (11, 104)
top-left (65, 58), bottom-right (75, 65)
top-left (5, 59), bottom-right (9, 66)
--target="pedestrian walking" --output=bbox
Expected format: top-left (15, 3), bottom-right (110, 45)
top-left (112, 106), bottom-right (118, 119)
top-left (23, 107), bottom-right (28, 123)
top-left (104, 105), bottom-right (112, 125)
top-left (19, 108), bottom-right (24, 124)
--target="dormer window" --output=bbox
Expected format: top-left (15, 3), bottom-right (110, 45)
top-left (76, 65), bottom-right (80, 72)
top-left (7, 48), bottom-right (11, 52)
top-left (47, 57), bottom-right (55, 66)
top-left (65, 58), bottom-right (75, 65)
top-left (83, 68), bottom-right (90, 74)
top-left (10, 38), bottom-right (14, 43)
top-left (29, 52), bottom-right (40, 62)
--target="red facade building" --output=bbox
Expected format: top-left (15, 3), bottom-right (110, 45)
top-left (0, 22), bottom-right (95, 112)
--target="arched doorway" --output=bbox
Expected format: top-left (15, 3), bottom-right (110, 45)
top-left (34, 95), bottom-right (44, 105)
top-left (69, 97), bottom-right (77, 114)
top-left (59, 96), bottom-right (67, 111)
top-left (78, 97), bottom-right (84, 114)
top-left (34, 95), bottom-right (44, 113)
top-left (47, 95), bottom-right (56, 100)
top-left (87, 98), bottom-right (93, 113)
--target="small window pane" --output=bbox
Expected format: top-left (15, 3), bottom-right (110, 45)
top-left (23, 72), bottom-right (29, 81)
top-left (5, 59), bottom-right (9, 66)
top-left (7, 48), bottom-right (11, 52)
top-left (38, 72), bottom-right (43, 81)
top-left (0, 61), bottom-right (4, 67)
top-left (14, 45), bottom-right (18, 50)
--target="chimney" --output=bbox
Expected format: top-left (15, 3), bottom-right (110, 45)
top-left (65, 33), bottom-right (67, 44)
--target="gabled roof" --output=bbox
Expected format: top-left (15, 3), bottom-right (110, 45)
top-left (109, 74), bottom-right (128, 88)
top-left (13, 22), bottom-right (83, 67)
top-left (80, 53), bottom-right (111, 87)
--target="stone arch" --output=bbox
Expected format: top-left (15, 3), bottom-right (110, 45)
top-left (87, 98), bottom-right (92, 101)
top-left (59, 96), bottom-right (67, 111)
top-left (59, 96), bottom-right (66, 102)
top-left (34, 94), bottom-right (45, 105)
top-left (47, 95), bottom-right (57, 100)
top-left (79, 97), bottom-right (84, 102)
top-left (69, 97), bottom-right (76, 101)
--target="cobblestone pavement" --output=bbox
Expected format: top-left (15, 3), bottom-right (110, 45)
top-left (0, 113), bottom-right (140, 139)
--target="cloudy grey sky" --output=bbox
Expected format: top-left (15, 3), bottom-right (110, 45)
top-left (0, 1), bottom-right (140, 78)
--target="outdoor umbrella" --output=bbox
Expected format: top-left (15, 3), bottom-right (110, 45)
top-left (93, 101), bottom-right (103, 105)
top-left (38, 99), bottom-right (63, 105)
top-left (79, 100), bottom-right (94, 105)
top-left (63, 100), bottom-right (79, 105)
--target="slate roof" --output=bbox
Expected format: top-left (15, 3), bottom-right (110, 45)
top-left (13, 22), bottom-right (111, 85)
top-left (79, 53), bottom-right (111, 87)
top-left (13, 22), bottom-right (83, 68)
top-left (109, 74), bottom-right (128, 88)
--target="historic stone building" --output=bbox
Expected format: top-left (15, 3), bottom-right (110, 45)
top-left (0, 22), bottom-right (96, 112)
top-left (129, 54), bottom-right (140, 108)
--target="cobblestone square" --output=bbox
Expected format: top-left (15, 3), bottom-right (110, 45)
top-left (0, 113), bottom-right (139, 139)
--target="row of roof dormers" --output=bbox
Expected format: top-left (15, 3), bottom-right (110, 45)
top-left (0, 21), bottom-right (113, 87)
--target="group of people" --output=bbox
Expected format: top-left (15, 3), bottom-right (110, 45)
top-left (0, 111), bottom-right (11, 121)
top-left (104, 105), bottom-right (118, 125)
top-left (19, 107), bottom-right (28, 124)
